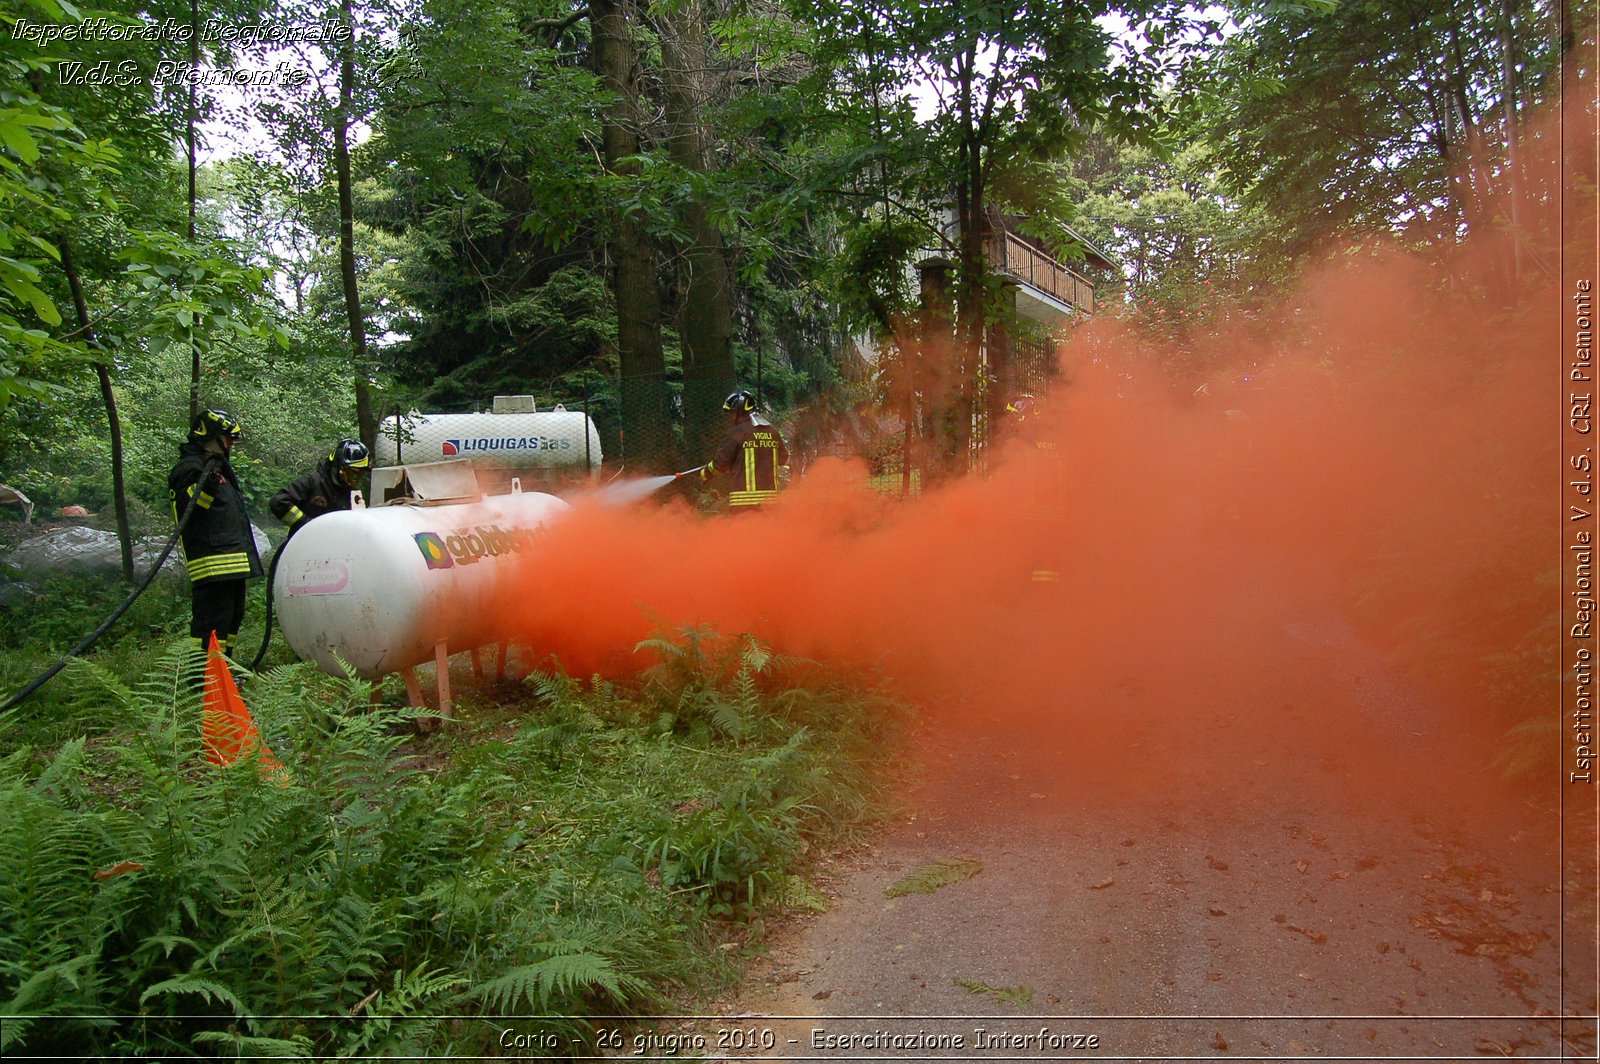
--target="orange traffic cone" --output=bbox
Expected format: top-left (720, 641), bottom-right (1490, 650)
top-left (202, 633), bottom-right (283, 775)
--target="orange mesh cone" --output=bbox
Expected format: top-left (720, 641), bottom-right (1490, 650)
top-left (202, 633), bottom-right (283, 775)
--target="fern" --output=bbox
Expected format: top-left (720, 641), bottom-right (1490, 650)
top-left (885, 858), bottom-right (984, 898)
top-left (139, 973), bottom-right (247, 1014)
top-left (474, 942), bottom-right (647, 1013)
top-left (1, 617), bottom-right (906, 1057)
top-left (954, 977), bottom-right (1034, 1008)
top-left (191, 1029), bottom-right (314, 1057)
top-left (338, 964), bottom-right (467, 1057)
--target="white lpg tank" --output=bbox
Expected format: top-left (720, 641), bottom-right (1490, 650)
top-left (375, 396), bottom-right (602, 472)
top-left (272, 488), bottom-right (570, 679)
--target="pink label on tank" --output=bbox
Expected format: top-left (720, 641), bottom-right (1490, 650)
top-left (286, 560), bottom-right (351, 595)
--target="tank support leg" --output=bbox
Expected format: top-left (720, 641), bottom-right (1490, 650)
top-left (470, 647), bottom-right (484, 680)
top-left (401, 667), bottom-right (425, 709)
top-left (434, 640), bottom-right (453, 718)
top-left (496, 641), bottom-right (508, 680)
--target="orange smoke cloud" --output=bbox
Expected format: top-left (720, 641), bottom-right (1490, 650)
top-left (500, 93), bottom-right (1581, 816)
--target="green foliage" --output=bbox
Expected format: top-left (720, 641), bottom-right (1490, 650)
top-left (954, 977), bottom-right (1033, 1008)
top-left (1189, 0), bottom-right (1561, 260)
top-left (0, 619), bottom-right (904, 1056)
top-left (0, 0), bottom-right (95, 412)
top-left (884, 856), bottom-right (983, 898)
top-left (826, 214), bottom-right (929, 337)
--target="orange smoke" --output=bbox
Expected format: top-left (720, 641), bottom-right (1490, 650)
top-left (501, 91), bottom-right (1583, 812)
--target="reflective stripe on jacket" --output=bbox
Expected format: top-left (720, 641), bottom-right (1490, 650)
top-left (269, 456), bottom-right (353, 537)
top-left (168, 442), bottom-right (263, 585)
top-left (711, 418), bottom-right (787, 507)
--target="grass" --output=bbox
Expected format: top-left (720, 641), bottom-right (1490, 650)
top-left (0, 585), bottom-right (908, 1058)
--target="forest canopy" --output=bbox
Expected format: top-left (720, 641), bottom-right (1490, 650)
top-left (0, 0), bottom-right (1575, 525)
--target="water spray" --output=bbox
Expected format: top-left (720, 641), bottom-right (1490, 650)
top-left (585, 467), bottom-right (701, 508)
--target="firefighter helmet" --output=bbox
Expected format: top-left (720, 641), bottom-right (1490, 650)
top-left (1006, 394), bottom-right (1039, 418)
top-left (723, 389), bottom-right (758, 415)
top-left (331, 438), bottom-right (370, 487)
top-left (189, 408), bottom-right (243, 442)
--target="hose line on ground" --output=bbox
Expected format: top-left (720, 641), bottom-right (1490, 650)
top-left (249, 545), bottom-right (282, 673)
top-left (0, 457), bottom-right (220, 714)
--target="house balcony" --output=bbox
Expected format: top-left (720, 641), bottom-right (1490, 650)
top-left (985, 229), bottom-right (1097, 320)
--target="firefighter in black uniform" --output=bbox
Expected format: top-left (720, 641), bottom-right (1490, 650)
top-left (700, 390), bottom-right (788, 510)
top-left (269, 439), bottom-right (371, 541)
top-left (1007, 393), bottom-right (1066, 584)
top-left (168, 408), bottom-right (263, 658)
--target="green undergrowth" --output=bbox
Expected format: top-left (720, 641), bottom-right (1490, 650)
top-left (0, 626), bottom-right (908, 1058)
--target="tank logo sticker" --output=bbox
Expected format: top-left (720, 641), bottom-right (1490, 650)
top-left (440, 436), bottom-right (574, 456)
top-left (286, 559), bottom-right (352, 595)
top-left (414, 532), bottom-right (454, 570)
top-left (415, 524), bottom-right (545, 570)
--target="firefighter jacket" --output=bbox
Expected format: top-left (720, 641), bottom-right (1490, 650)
top-left (168, 442), bottom-right (264, 585)
top-left (1014, 416), bottom-right (1068, 522)
top-left (269, 455), bottom-right (354, 538)
top-left (708, 415), bottom-right (788, 507)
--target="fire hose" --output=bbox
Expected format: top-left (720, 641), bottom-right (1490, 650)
top-left (249, 543), bottom-right (283, 673)
top-left (0, 457), bottom-right (222, 714)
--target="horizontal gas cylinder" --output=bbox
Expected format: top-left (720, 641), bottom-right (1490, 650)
top-left (271, 489), bottom-right (569, 679)
top-left (375, 406), bottom-right (601, 471)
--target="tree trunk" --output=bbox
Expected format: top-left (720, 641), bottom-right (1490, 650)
top-left (60, 238), bottom-right (134, 583)
top-left (187, 0), bottom-right (200, 422)
top-left (1497, 0), bottom-right (1523, 283)
top-left (593, 0), bottom-right (673, 470)
top-left (336, 0), bottom-right (376, 448)
top-left (1447, 28), bottom-right (1483, 239)
top-left (657, 0), bottom-right (736, 462)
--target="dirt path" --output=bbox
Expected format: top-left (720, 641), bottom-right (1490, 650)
top-left (696, 572), bottom-right (1592, 1062)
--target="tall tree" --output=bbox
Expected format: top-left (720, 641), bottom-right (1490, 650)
top-left (788, 0), bottom-right (1186, 470)
top-left (1191, 0), bottom-right (1563, 276)
top-left (334, 0), bottom-right (376, 446)
top-left (654, 0), bottom-right (738, 459)
top-left (363, 0), bottom-right (614, 412)
top-left (593, 0), bottom-right (675, 468)
top-left (58, 238), bottom-right (134, 580)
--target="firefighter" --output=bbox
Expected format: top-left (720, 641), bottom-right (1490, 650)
top-left (269, 438), bottom-right (371, 540)
top-left (1006, 393), bottom-right (1066, 584)
top-left (699, 390), bottom-right (788, 510)
top-left (168, 408), bottom-right (263, 658)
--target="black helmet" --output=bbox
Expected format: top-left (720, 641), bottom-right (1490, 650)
top-left (1006, 394), bottom-right (1039, 418)
top-left (331, 438), bottom-right (370, 487)
top-left (189, 408), bottom-right (243, 442)
top-left (723, 390), bottom-right (757, 415)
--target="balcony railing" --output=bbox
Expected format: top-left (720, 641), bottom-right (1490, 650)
top-left (986, 231), bottom-right (1095, 314)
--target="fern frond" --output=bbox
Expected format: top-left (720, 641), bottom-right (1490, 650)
top-left (885, 857), bottom-right (984, 898)
top-left (138, 973), bottom-right (247, 1015)
top-left (707, 700), bottom-right (747, 741)
top-left (2, 954), bottom-right (92, 1016)
top-left (0, 1014), bottom-right (34, 1051)
top-left (191, 1029), bottom-right (313, 1057)
top-left (473, 951), bottom-right (644, 1013)
top-left (338, 965), bottom-right (467, 1057)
